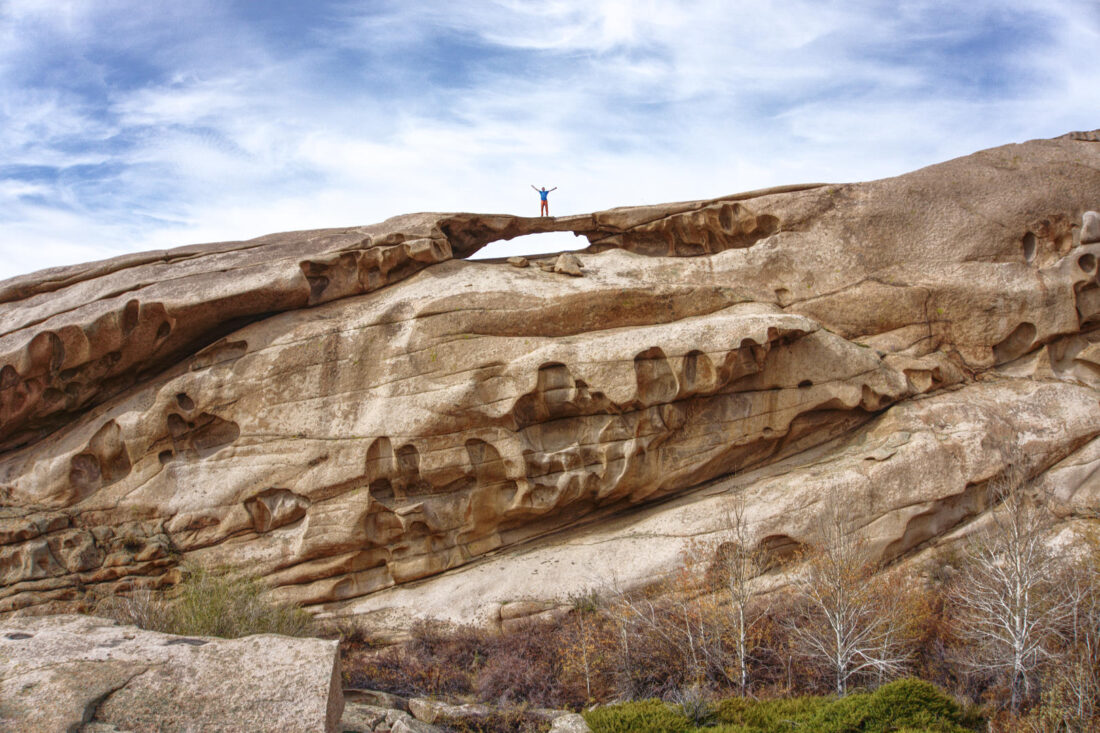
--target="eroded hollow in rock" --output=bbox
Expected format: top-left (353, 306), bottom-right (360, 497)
top-left (757, 534), bottom-right (805, 568)
top-left (1022, 231), bottom-right (1037, 262)
top-left (992, 322), bottom-right (1038, 363)
top-left (67, 420), bottom-right (132, 501)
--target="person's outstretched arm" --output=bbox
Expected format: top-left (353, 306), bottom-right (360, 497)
top-left (531, 185), bottom-right (538, 191)
top-left (549, 187), bottom-right (558, 192)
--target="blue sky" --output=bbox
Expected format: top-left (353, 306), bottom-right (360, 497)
top-left (1, 0), bottom-right (1098, 278)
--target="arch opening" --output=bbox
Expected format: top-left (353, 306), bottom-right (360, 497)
top-left (467, 231), bottom-right (587, 261)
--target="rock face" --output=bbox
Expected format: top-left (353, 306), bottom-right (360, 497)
top-left (0, 614), bottom-right (343, 732)
top-left (1, 132), bottom-right (1100, 628)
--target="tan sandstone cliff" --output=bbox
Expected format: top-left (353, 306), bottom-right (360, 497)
top-left (2, 131), bottom-right (1100, 631)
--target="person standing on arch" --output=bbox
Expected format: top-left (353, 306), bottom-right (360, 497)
top-left (531, 185), bottom-right (557, 217)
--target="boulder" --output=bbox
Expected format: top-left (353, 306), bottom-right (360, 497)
top-left (552, 251), bottom-right (584, 276)
top-left (341, 701), bottom-right (440, 733)
top-left (500, 602), bottom-right (572, 633)
top-left (499, 599), bottom-right (558, 620)
top-left (344, 687), bottom-right (410, 712)
top-left (0, 615), bottom-right (343, 732)
top-left (551, 713), bottom-right (593, 732)
top-left (408, 698), bottom-right (490, 725)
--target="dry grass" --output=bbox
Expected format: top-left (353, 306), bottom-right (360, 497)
top-left (97, 565), bottom-right (314, 639)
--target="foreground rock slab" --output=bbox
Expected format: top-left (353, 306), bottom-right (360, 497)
top-left (0, 614), bottom-right (343, 733)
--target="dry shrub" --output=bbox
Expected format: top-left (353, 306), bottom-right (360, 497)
top-left (344, 643), bottom-right (428, 696)
top-left (602, 555), bottom-right (745, 700)
top-left (95, 585), bottom-right (173, 632)
top-left (476, 618), bottom-right (571, 707)
top-left (604, 589), bottom-right (708, 699)
top-left (315, 615), bottom-right (372, 647)
top-left (345, 614), bottom-right (612, 708)
top-left (558, 603), bottom-right (620, 704)
top-left (346, 619), bottom-right (489, 697)
top-left (96, 566), bottom-right (314, 639)
top-left (166, 565), bottom-right (314, 638)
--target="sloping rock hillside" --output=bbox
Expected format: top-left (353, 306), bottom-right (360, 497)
top-left (2, 132), bottom-right (1100, 631)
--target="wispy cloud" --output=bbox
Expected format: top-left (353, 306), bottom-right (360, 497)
top-left (1, 0), bottom-right (1098, 279)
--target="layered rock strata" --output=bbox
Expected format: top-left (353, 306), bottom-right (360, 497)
top-left (2, 132), bottom-right (1100, 626)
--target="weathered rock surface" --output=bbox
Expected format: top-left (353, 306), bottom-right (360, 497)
top-left (0, 614), bottom-right (343, 732)
top-left (408, 698), bottom-right (491, 725)
top-left (1, 131), bottom-right (1100, 629)
top-left (341, 701), bottom-right (440, 733)
top-left (550, 713), bottom-right (593, 733)
top-left (338, 692), bottom-right (588, 733)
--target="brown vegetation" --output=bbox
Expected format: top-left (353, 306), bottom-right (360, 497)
top-left (340, 467), bottom-right (1100, 731)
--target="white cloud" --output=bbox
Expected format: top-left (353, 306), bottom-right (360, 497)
top-left (0, 0), bottom-right (1098, 280)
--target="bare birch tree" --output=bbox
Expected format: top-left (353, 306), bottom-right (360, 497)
top-left (720, 497), bottom-right (768, 696)
top-left (949, 464), bottom-right (1073, 713)
top-left (1049, 556), bottom-right (1100, 729)
top-left (790, 495), bottom-right (912, 695)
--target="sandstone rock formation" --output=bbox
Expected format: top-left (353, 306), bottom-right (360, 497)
top-left (0, 614), bottom-right (342, 732)
top-left (2, 131), bottom-right (1100, 632)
